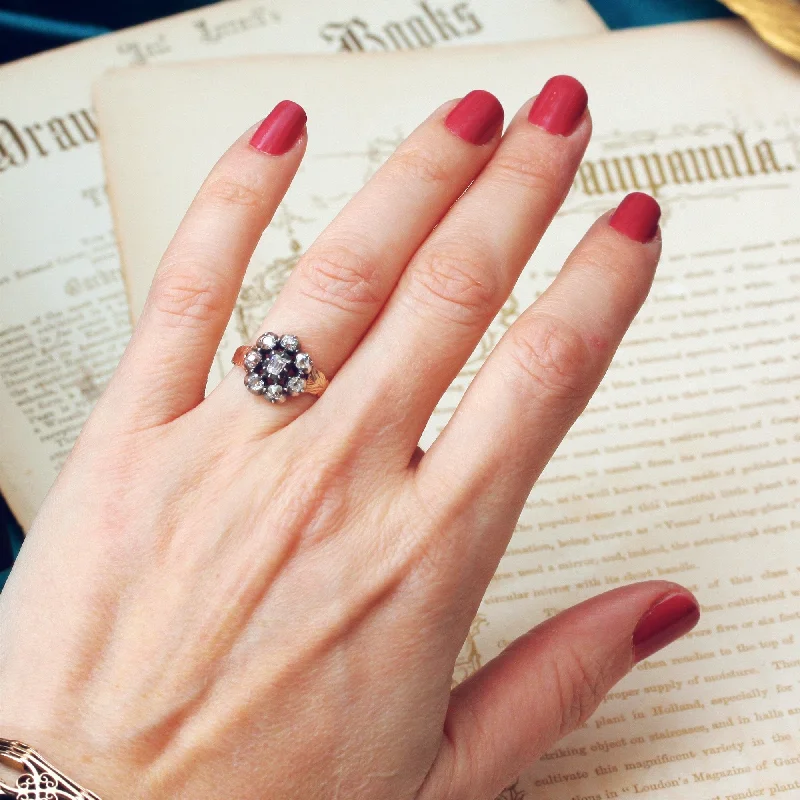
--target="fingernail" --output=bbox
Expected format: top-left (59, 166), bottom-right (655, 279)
top-left (528, 75), bottom-right (588, 136)
top-left (633, 592), bottom-right (700, 664)
top-left (250, 100), bottom-right (307, 155)
top-left (610, 192), bottom-right (661, 243)
top-left (445, 90), bottom-right (504, 146)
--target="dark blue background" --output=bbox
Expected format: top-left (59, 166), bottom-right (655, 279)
top-left (0, 1), bottom-right (733, 66)
top-left (0, 0), bottom-right (733, 590)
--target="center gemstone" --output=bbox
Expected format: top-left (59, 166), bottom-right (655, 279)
top-left (266, 352), bottom-right (290, 376)
top-left (242, 332), bottom-right (314, 403)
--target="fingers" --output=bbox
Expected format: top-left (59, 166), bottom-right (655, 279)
top-left (420, 583), bottom-right (700, 800)
top-left (103, 101), bottom-right (308, 427)
top-left (210, 91), bottom-right (505, 424)
top-left (325, 76), bottom-right (590, 450)
top-left (417, 195), bottom-right (662, 571)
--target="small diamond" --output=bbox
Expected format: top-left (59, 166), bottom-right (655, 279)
top-left (287, 376), bottom-right (306, 395)
top-left (266, 384), bottom-right (286, 403)
top-left (257, 332), bottom-right (280, 350)
top-left (280, 334), bottom-right (300, 352)
top-left (295, 352), bottom-right (312, 374)
top-left (266, 352), bottom-right (290, 376)
top-left (243, 349), bottom-right (262, 370)
top-left (245, 374), bottom-right (266, 394)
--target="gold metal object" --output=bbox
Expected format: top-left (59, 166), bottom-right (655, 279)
top-left (302, 367), bottom-right (329, 397)
top-left (720, 0), bottom-right (800, 61)
top-left (0, 738), bottom-right (102, 799)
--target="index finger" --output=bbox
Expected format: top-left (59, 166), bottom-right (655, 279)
top-left (102, 101), bottom-right (307, 429)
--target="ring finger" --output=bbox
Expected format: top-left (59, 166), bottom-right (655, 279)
top-left (322, 76), bottom-right (591, 451)
top-left (211, 90), bottom-right (505, 425)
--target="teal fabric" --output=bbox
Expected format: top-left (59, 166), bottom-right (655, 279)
top-left (591, 0), bottom-right (730, 27)
top-left (0, 502), bottom-right (22, 591)
top-left (0, 8), bottom-right (108, 38)
top-left (0, 0), bottom-right (733, 592)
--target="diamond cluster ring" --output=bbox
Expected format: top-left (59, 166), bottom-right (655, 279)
top-left (232, 333), bottom-right (328, 403)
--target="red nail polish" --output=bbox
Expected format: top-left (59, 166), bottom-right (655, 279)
top-left (633, 592), bottom-right (700, 664)
top-left (528, 75), bottom-right (588, 136)
top-left (609, 192), bottom-right (661, 243)
top-left (250, 100), bottom-right (307, 155)
top-left (445, 90), bottom-right (504, 146)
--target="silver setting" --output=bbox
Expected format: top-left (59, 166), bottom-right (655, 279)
top-left (266, 384), bottom-right (286, 403)
top-left (295, 352), bottom-right (312, 375)
top-left (280, 334), bottom-right (300, 353)
top-left (0, 738), bottom-right (103, 799)
top-left (266, 352), bottom-right (290, 376)
top-left (245, 373), bottom-right (266, 395)
top-left (287, 376), bottom-right (306, 395)
top-left (256, 332), bottom-right (280, 350)
top-left (241, 333), bottom-right (316, 403)
top-left (243, 349), bottom-right (262, 371)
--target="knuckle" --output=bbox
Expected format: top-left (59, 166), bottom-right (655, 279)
top-left (150, 266), bottom-right (219, 328)
top-left (490, 147), bottom-right (558, 195)
top-left (504, 315), bottom-right (594, 403)
top-left (405, 243), bottom-right (499, 328)
top-left (388, 145), bottom-right (451, 187)
top-left (201, 174), bottom-right (268, 212)
top-left (554, 646), bottom-right (613, 736)
top-left (295, 241), bottom-right (382, 314)
top-left (581, 239), bottom-right (655, 309)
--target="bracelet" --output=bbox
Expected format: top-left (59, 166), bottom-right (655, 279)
top-left (0, 738), bottom-right (102, 799)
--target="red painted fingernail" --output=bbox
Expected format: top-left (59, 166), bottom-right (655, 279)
top-left (609, 192), bottom-right (662, 243)
top-left (250, 100), bottom-right (307, 155)
top-left (633, 591), bottom-right (700, 664)
top-left (445, 90), bottom-right (504, 146)
top-left (528, 75), bottom-right (588, 136)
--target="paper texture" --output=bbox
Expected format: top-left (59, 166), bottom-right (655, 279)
top-left (0, 0), bottom-right (604, 531)
top-left (96, 20), bottom-right (800, 797)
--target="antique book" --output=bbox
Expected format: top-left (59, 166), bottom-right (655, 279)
top-left (95, 20), bottom-right (800, 797)
top-left (0, 0), bottom-right (605, 531)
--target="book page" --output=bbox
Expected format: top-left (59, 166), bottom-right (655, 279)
top-left (0, 0), bottom-right (604, 531)
top-left (96, 21), bottom-right (800, 797)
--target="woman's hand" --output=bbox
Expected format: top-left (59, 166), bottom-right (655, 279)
top-left (0, 81), bottom-right (698, 800)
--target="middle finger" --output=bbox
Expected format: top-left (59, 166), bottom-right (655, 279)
top-left (325, 76), bottom-right (590, 451)
top-left (211, 90), bottom-right (504, 421)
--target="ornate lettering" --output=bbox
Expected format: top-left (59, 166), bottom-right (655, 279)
top-left (0, 109), bottom-right (99, 174)
top-left (572, 130), bottom-right (796, 198)
top-left (194, 7), bottom-right (276, 44)
top-left (0, 119), bottom-right (28, 171)
top-left (117, 34), bottom-right (171, 65)
top-left (319, 1), bottom-right (484, 53)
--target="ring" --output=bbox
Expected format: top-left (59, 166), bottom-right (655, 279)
top-left (232, 333), bottom-right (328, 404)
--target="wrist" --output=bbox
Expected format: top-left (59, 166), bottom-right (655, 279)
top-left (0, 717), bottom-right (143, 800)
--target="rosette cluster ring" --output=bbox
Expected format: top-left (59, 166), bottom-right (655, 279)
top-left (241, 332), bottom-right (315, 403)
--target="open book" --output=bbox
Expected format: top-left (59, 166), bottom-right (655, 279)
top-left (0, 0), bottom-right (604, 531)
top-left (95, 20), bottom-right (800, 796)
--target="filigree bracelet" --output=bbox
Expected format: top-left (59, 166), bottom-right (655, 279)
top-left (0, 739), bottom-right (102, 800)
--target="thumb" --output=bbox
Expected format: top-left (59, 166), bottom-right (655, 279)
top-left (421, 581), bottom-right (700, 800)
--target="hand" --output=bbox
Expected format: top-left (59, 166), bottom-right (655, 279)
top-left (0, 81), bottom-right (698, 800)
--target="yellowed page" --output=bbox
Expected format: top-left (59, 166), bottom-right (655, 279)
top-left (97, 20), bottom-right (800, 796)
top-left (0, 0), bottom-right (604, 531)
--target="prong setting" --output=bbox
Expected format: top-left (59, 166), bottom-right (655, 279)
top-left (295, 352), bottom-right (312, 374)
top-left (243, 349), bottom-right (262, 371)
top-left (241, 334), bottom-right (315, 403)
top-left (257, 332), bottom-right (280, 350)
